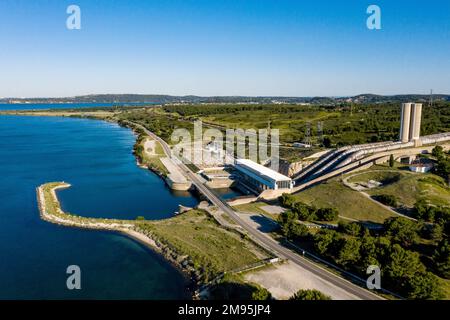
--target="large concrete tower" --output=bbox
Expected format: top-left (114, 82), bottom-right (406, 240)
top-left (400, 103), bottom-right (412, 143)
top-left (409, 103), bottom-right (422, 141)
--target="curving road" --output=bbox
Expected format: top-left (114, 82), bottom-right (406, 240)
top-left (127, 121), bottom-right (383, 300)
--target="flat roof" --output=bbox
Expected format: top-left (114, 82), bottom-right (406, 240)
top-left (235, 158), bottom-right (292, 182)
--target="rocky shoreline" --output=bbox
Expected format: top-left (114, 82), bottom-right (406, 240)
top-left (36, 182), bottom-right (200, 298)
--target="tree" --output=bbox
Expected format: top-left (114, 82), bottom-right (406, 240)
top-left (251, 287), bottom-right (272, 300)
top-left (375, 194), bottom-right (398, 207)
top-left (292, 202), bottom-right (312, 221)
top-left (433, 148), bottom-right (450, 183)
top-left (314, 230), bottom-right (338, 255)
top-left (316, 207), bottom-right (339, 221)
top-left (323, 137), bottom-right (332, 148)
top-left (414, 199), bottom-right (435, 221)
top-left (433, 239), bottom-right (450, 279)
top-left (338, 221), bottom-right (362, 236)
top-left (278, 210), bottom-right (297, 225)
top-left (406, 272), bottom-right (444, 300)
top-left (335, 238), bottom-right (361, 267)
top-left (432, 146), bottom-right (444, 159)
top-left (422, 223), bottom-right (444, 242)
top-left (281, 221), bottom-right (294, 238)
top-left (374, 237), bottom-right (392, 264)
top-left (435, 158), bottom-right (450, 182)
top-left (358, 234), bottom-right (379, 271)
top-left (434, 207), bottom-right (450, 227)
top-left (384, 217), bottom-right (419, 247)
top-left (279, 193), bottom-right (296, 208)
top-left (290, 222), bottom-right (310, 240)
top-left (384, 244), bottom-right (425, 293)
top-left (389, 154), bottom-right (395, 167)
top-left (289, 289), bottom-right (331, 300)
top-left (281, 221), bottom-right (309, 240)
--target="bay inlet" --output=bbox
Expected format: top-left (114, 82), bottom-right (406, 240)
top-left (0, 114), bottom-right (199, 299)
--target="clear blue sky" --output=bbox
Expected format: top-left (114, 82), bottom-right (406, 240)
top-left (0, 0), bottom-right (449, 97)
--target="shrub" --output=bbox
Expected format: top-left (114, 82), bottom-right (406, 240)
top-left (289, 289), bottom-right (331, 300)
top-left (251, 287), bottom-right (272, 300)
top-left (375, 194), bottom-right (398, 207)
top-left (338, 221), bottom-right (362, 236)
top-left (316, 207), bottom-right (339, 221)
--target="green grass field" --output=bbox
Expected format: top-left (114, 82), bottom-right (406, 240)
top-left (201, 110), bottom-right (340, 144)
top-left (234, 202), bottom-right (270, 215)
top-left (139, 138), bottom-right (169, 176)
top-left (348, 168), bottom-right (450, 208)
top-left (138, 210), bottom-right (268, 280)
top-left (293, 179), bottom-right (396, 223)
top-left (233, 202), bottom-right (280, 221)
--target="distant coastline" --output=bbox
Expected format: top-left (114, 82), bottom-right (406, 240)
top-left (2, 93), bottom-right (449, 106)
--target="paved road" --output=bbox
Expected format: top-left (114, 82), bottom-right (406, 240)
top-left (184, 173), bottom-right (383, 300)
top-left (128, 121), bottom-right (383, 300)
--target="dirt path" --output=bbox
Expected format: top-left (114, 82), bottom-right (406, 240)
top-left (244, 261), bottom-right (361, 300)
top-left (342, 170), bottom-right (417, 221)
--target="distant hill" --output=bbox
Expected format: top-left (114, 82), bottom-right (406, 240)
top-left (335, 94), bottom-right (450, 104)
top-left (1, 93), bottom-right (448, 105)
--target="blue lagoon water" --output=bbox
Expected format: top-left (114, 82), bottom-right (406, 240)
top-left (0, 115), bottom-right (197, 299)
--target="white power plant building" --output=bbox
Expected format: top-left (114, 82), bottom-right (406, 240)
top-left (234, 158), bottom-right (294, 192)
top-left (400, 103), bottom-right (422, 144)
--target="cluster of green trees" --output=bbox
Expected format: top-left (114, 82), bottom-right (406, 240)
top-left (279, 194), bottom-right (339, 222)
top-left (414, 199), bottom-right (450, 232)
top-left (277, 204), bottom-right (446, 299)
top-left (164, 104), bottom-right (317, 117)
top-left (113, 102), bottom-right (450, 152)
top-left (118, 111), bottom-right (193, 142)
top-left (432, 146), bottom-right (450, 184)
top-left (129, 126), bottom-right (146, 162)
top-left (278, 211), bottom-right (309, 241)
top-left (433, 239), bottom-right (450, 279)
top-left (314, 217), bottom-right (444, 299)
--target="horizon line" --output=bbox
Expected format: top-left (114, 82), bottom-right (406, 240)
top-left (1, 92), bottom-right (447, 100)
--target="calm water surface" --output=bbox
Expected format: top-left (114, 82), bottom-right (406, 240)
top-left (0, 115), bottom-right (198, 299)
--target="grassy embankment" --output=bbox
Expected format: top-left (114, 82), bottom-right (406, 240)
top-left (134, 132), bottom-right (169, 176)
top-left (280, 166), bottom-right (448, 223)
top-left (348, 166), bottom-right (450, 208)
top-left (234, 202), bottom-right (271, 216)
top-left (39, 182), bottom-right (270, 289)
top-left (292, 179), bottom-right (395, 224)
top-left (136, 210), bottom-right (269, 283)
top-left (234, 179), bottom-right (397, 224)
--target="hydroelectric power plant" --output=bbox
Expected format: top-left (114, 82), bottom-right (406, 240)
top-left (289, 103), bottom-right (450, 194)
